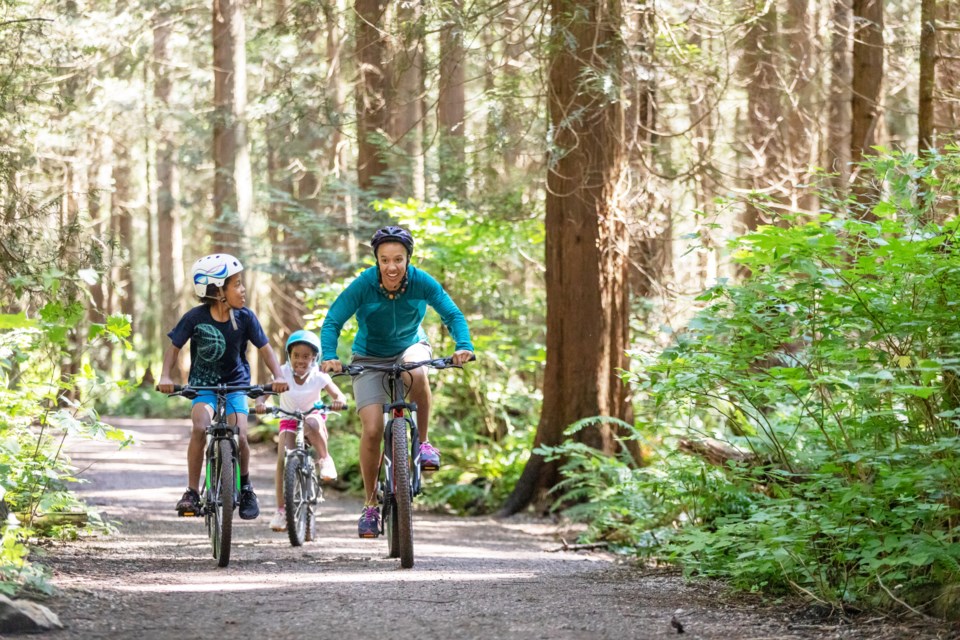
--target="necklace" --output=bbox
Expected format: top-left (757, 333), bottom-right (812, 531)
top-left (379, 272), bottom-right (408, 300)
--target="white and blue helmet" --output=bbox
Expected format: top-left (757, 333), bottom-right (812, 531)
top-left (191, 254), bottom-right (244, 298)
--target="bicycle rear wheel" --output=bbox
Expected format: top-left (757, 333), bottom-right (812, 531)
top-left (212, 438), bottom-right (235, 567)
top-left (284, 454), bottom-right (309, 546)
top-left (391, 417), bottom-right (414, 568)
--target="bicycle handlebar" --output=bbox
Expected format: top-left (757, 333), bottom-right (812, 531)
top-left (267, 402), bottom-right (348, 419)
top-left (161, 383), bottom-right (279, 400)
top-left (335, 354), bottom-right (476, 377)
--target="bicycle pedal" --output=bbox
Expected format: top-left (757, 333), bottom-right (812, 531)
top-left (178, 510), bottom-right (197, 517)
top-left (420, 463), bottom-right (439, 472)
top-left (358, 532), bottom-right (379, 539)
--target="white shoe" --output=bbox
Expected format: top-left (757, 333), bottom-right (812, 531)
top-left (269, 509), bottom-right (286, 532)
top-left (319, 456), bottom-right (338, 482)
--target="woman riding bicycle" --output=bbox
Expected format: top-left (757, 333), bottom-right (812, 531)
top-left (320, 226), bottom-right (474, 538)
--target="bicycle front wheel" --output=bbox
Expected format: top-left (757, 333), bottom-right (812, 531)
top-left (212, 438), bottom-right (235, 567)
top-left (391, 417), bottom-right (414, 568)
top-left (284, 454), bottom-right (309, 546)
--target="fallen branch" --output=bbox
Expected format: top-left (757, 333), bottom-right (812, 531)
top-left (678, 437), bottom-right (756, 467)
top-left (547, 538), bottom-right (610, 553)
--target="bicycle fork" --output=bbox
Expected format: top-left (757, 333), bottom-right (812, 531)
top-left (380, 405), bottom-right (423, 502)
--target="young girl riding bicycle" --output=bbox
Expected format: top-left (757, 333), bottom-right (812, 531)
top-left (157, 253), bottom-right (289, 521)
top-left (255, 329), bottom-right (348, 532)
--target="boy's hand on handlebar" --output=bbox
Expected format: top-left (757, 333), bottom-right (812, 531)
top-left (270, 379), bottom-right (289, 393)
top-left (321, 359), bottom-right (343, 374)
top-left (451, 350), bottom-right (475, 366)
top-left (157, 377), bottom-right (175, 394)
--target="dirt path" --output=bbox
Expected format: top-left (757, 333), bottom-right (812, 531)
top-left (29, 419), bottom-right (957, 639)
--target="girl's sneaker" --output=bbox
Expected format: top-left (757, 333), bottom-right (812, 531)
top-left (319, 456), bottom-right (338, 482)
top-left (270, 509), bottom-right (286, 532)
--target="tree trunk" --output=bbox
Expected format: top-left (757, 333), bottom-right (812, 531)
top-left (827, 0), bottom-right (852, 191)
top-left (154, 14), bottom-right (184, 381)
top-left (784, 0), bottom-right (817, 213)
top-left (919, 0), bottom-right (936, 152)
top-left (741, 4), bottom-right (780, 232)
top-left (355, 0), bottom-right (391, 203)
top-left (501, 0), bottom-right (629, 516)
top-left (114, 150), bottom-right (136, 379)
top-left (850, 0), bottom-right (883, 165)
top-left (387, 0), bottom-right (424, 199)
top-left (324, 0), bottom-right (358, 263)
top-left (212, 0), bottom-right (253, 252)
top-left (438, 0), bottom-right (466, 201)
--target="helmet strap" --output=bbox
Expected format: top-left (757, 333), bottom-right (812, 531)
top-left (216, 286), bottom-right (239, 330)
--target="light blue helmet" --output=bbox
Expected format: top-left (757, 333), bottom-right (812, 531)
top-left (285, 329), bottom-right (321, 358)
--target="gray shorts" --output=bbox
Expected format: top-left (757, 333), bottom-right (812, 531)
top-left (350, 342), bottom-right (433, 410)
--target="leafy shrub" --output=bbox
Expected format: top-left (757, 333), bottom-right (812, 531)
top-left (543, 150), bottom-right (960, 609)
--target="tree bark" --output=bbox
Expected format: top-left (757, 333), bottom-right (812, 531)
top-left (153, 14), bottom-right (184, 380)
top-left (827, 0), bottom-right (852, 191)
top-left (501, 0), bottom-right (630, 516)
top-left (212, 0), bottom-right (252, 252)
top-left (850, 0), bottom-right (883, 165)
top-left (387, 0), bottom-right (424, 199)
top-left (919, 0), bottom-right (936, 152)
top-left (741, 3), bottom-right (780, 232)
top-left (438, 0), bottom-right (466, 201)
top-left (355, 0), bottom-right (391, 203)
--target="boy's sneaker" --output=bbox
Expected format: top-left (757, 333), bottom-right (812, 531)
top-left (419, 442), bottom-right (441, 471)
top-left (319, 456), bottom-right (338, 482)
top-left (358, 506), bottom-right (380, 538)
top-left (269, 509), bottom-right (286, 532)
top-left (239, 484), bottom-right (260, 520)
top-left (176, 488), bottom-right (201, 517)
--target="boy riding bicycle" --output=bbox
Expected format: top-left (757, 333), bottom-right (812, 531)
top-left (319, 226), bottom-right (474, 538)
top-left (157, 253), bottom-right (289, 520)
top-left (254, 329), bottom-right (348, 532)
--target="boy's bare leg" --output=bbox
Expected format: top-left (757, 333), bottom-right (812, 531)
top-left (232, 413), bottom-right (250, 476)
top-left (187, 404), bottom-right (214, 491)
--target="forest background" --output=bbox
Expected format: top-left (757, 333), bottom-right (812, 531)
top-left (4, 0), bottom-right (960, 619)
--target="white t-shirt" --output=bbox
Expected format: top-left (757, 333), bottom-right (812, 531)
top-left (279, 362), bottom-right (334, 413)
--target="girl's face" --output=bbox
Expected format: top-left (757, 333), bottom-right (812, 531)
top-left (222, 274), bottom-right (246, 309)
top-left (288, 343), bottom-right (317, 377)
top-left (377, 242), bottom-right (408, 291)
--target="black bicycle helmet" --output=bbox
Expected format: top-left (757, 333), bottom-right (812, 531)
top-left (371, 225), bottom-right (414, 257)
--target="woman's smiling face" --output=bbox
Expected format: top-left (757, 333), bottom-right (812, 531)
top-left (376, 242), bottom-right (408, 291)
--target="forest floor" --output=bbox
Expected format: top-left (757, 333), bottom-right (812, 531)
top-left (18, 418), bottom-right (960, 639)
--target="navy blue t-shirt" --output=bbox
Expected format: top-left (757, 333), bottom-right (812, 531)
top-left (167, 305), bottom-right (269, 387)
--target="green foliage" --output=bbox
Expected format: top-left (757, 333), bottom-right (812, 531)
top-left (544, 150), bottom-right (960, 609)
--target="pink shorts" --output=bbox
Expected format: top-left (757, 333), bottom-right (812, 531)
top-left (278, 416), bottom-right (326, 432)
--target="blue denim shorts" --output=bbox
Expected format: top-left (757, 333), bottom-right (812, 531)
top-left (191, 390), bottom-right (249, 416)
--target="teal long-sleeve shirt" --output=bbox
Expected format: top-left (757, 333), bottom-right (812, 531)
top-left (320, 265), bottom-right (474, 361)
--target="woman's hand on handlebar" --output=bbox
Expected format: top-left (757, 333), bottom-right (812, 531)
top-left (321, 359), bottom-right (343, 374)
top-left (450, 350), bottom-right (475, 366)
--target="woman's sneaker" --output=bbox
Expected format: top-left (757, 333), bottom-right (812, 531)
top-left (419, 442), bottom-right (441, 471)
top-left (270, 509), bottom-right (286, 532)
top-left (176, 488), bottom-right (201, 517)
top-left (358, 506), bottom-right (380, 538)
top-left (319, 456), bottom-right (338, 482)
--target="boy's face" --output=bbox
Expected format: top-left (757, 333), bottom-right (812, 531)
top-left (376, 242), bottom-right (408, 291)
top-left (288, 343), bottom-right (317, 377)
top-left (223, 274), bottom-right (246, 308)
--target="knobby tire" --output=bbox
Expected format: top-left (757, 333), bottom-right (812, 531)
top-left (392, 417), bottom-right (414, 568)
top-left (284, 455), bottom-right (308, 546)
top-left (215, 438), bottom-right (235, 567)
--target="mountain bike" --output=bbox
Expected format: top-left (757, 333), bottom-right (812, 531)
top-left (339, 355), bottom-right (473, 568)
top-left (265, 402), bottom-right (346, 547)
top-left (164, 384), bottom-right (275, 567)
